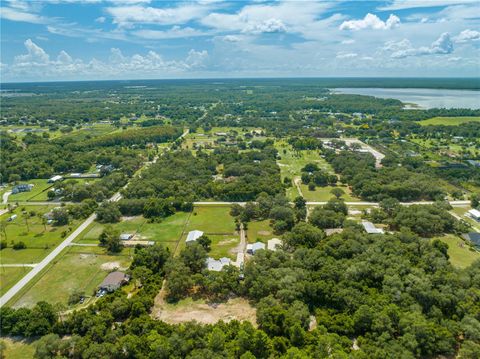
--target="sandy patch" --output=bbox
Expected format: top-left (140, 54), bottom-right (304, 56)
top-left (153, 297), bottom-right (256, 325)
top-left (101, 261), bottom-right (121, 271)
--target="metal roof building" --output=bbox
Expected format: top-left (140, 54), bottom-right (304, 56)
top-left (247, 242), bottom-right (266, 254)
top-left (468, 209), bottom-right (480, 221)
top-left (206, 257), bottom-right (231, 271)
top-left (362, 221), bottom-right (384, 234)
top-left (186, 230), bottom-right (204, 243)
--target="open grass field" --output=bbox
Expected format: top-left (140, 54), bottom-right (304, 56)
top-left (0, 267), bottom-right (32, 296)
top-left (434, 234), bottom-right (480, 268)
top-left (275, 141), bottom-right (336, 200)
top-left (300, 184), bottom-right (359, 202)
top-left (246, 220), bottom-right (276, 244)
top-left (1, 205), bottom-right (82, 262)
top-left (7, 179), bottom-right (53, 202)
top-left (187, 206), bottom-right (236, 234)
top-left (208, 234), bottom-right (239, 259)
top-left (419, 116), bottom-right (480, 126)
top-left (0, 337), bottom-right (37, 359)
top-left (76, 212), bottom-right (190, 250)
top-left (12, 246), bottom-right (132, 308)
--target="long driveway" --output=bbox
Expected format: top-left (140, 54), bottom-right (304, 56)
top-left (0, 213), bottom-right (96, 306)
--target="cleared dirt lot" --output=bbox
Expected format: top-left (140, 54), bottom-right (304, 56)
top-left (152, 296), bottom-right (257, 326)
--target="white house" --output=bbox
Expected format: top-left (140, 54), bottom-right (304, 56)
top-left (362, 221), bottom-right (384, 234)
top-left (468, 209), bottom-right (480, 222)
top-left (206, 257), bottom-right (231, 271)
top-left (247, 242), bottom-right (265, 255)
top-left (186, 230), bottom-right (204, 243)
top-left (267, 238), bottom-right (283, 251)
top-left (119, 233), bottom-right (134, 241)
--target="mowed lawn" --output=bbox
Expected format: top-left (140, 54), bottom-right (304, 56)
top-left (12, 246), bottom-right (131, 308)
top-left (0, 267), bottom-right (32, 296)
top-left (434, 234), bottom-right (480, 268)
top-left (247, 220), bottom-right (276, 244)
top-left (8, 179), bottom-right (53, 202)
top-left (0, 205), bottom-right (82, 263)
top-left (419, 116), bottom-right (480, 126)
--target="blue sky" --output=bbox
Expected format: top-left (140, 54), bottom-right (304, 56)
top-left (1, 0), bottom-right (479, 82)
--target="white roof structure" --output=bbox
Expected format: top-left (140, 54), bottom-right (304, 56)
top-left (48, 175), bottom-right (63, 183)
top-left (206, 257), bottom-right (231, 271)
top-left (468, 209), bottom-right (480, 220)
top-left (267, 238), bottom-right (283, 251)
top-left (362, 221), bottom-right (384, 234)
top-left (119, 233), bottom-right (134, 241)
top-left (247, 242), bottom-right (266, 254)
top-left (186, 230), bottom-right (204, 243)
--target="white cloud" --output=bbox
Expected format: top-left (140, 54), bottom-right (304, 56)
top-left (4, 38), bottom-right (209, 81)
top-left (340, 13), bottom-right (400, 31)
top-left (453, 29), bottom-right (480, 43)
top-left (385, 32), bottom-right (454, 58)
top-left (336, 52), bottom-right (357, 59)
top-left (0, 6), bottom-right (46, 24)
top-left (14, 39), bottom-right (50, 65)
top-left (134, 26), bottom-right (208, 40)
top-left (341, 39), bottom-right (355, 45)
top-left (95, 16), bottom-right (106, 23)
top-left (242, 18), bottom-right (287, 34)
top-left (378, 0), bottom-right (478, 11)
top-left (106, 4), bottom-right (212, 27)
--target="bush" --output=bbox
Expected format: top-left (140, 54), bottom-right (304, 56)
top-left (0, 240), bottom-right (7, 250)
top-left (13, 241), bottom-right (26, 250)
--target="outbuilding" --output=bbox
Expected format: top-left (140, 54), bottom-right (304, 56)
top-left (119, 233), bottom-right (134, 241)
top-left (267, 238), bottom-right (283, 251)
top-left (186, 230), bottom-right (204, 243)
top-left (246, 242), bottom-right (265, 255)
top-left (48, 175), bottom-right (63, 183)
top-left (206, 257), bottom-right (231, 271)
top-left (467, 209), bottom-right (480, 222)
top-left (362, 221), bottom-right (384, 234)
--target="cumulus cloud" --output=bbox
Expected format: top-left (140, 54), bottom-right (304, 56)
top-left (4, 38), bottom-right (209, 81)
top-left (106, 4), bottom-right (212, 27)
top-left (453, 29), bottom-right (480, 43)
top-left (385, 33), bottom-right (454, 58)
top-left (340, 13), bottom-right (400, 31)
top-left (242, 18), bottom-right (287, 34)
top-left (95, 16), bottom-right (106, 23)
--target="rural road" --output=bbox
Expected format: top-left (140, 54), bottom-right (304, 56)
top-left (0, 212), bottom-right (97, 307)
top-left (2, 191), bottom-right (11, 204)
top-left (193, 200), bottom-right (471, 206)
top-left (0, 130), bottom-right (190, 307)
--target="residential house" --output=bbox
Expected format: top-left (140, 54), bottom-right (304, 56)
top-left (99, 271), bottom-right (129, 292)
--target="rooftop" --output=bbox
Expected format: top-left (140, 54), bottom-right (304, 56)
top-left (362, 221), bottom-right (384, 234)
top-left (186, 230), bottom-right (204, 242)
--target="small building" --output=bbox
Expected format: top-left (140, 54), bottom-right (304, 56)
top-left (186, 230), bottom-right (204, 243)
top-left (70, 173), bottom-right (81, 178)
top-left (12, 184), bottom-right (34, 194)
top-left (267, 238), bottom-right (283, 251)
top-left (246, 242), bottom-right (265, 255)
top-left (119, 233), bottom-right (134, 241)
top-left (463, 232), bottom-right (480, 248)
top-left (362, 221), bottom-right (384, 234)
top-left (48, 175), bottom-right (63, 183)
top-left (8, 214), bottom-right (17, 222)
top-left (206, 257), bottom-right (231, 271)
top-left (99, 271), bottom-right (129, 292)
top-left (215, 132), bottom-right (228, 137)
top-left (467, 209), bottom-right (480, 222)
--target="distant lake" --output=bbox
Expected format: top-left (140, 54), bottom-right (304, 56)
top-left (333, 88), bottom-right (480, 109)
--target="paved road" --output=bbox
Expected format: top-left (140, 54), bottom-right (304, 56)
top-left (0, 212), bottom-right (97, 306)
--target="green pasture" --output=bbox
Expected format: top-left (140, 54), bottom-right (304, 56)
top-left (419, 116), bottom-right (480, 126)
top-left (7, 179), bottom-right (53, 202)
top-left (0, 267), bottom-right (31, 296)
top-left (434, 234), bottom-right (480, 268)
top-left (246, 220), bottom-right (276, 244)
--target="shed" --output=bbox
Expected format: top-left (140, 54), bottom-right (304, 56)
top-left (247, 242), bottom-right (265, 255)
top-left (186, 230), bottom-right (204, 243)
top-left (267, 238), bottom-right (283, 251)
top-left (362, 221), bottom-right (384, 234)
top-left (99, 271), bottom-right (129, 292)
top-left (119, 233), bottom-right (134, 241)
top-left (467, 209), bottom-right (480, 221)
top-left (48, 175), bottom-right (63, 183)
top-left (463, 232), bottom-right (480, 248)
